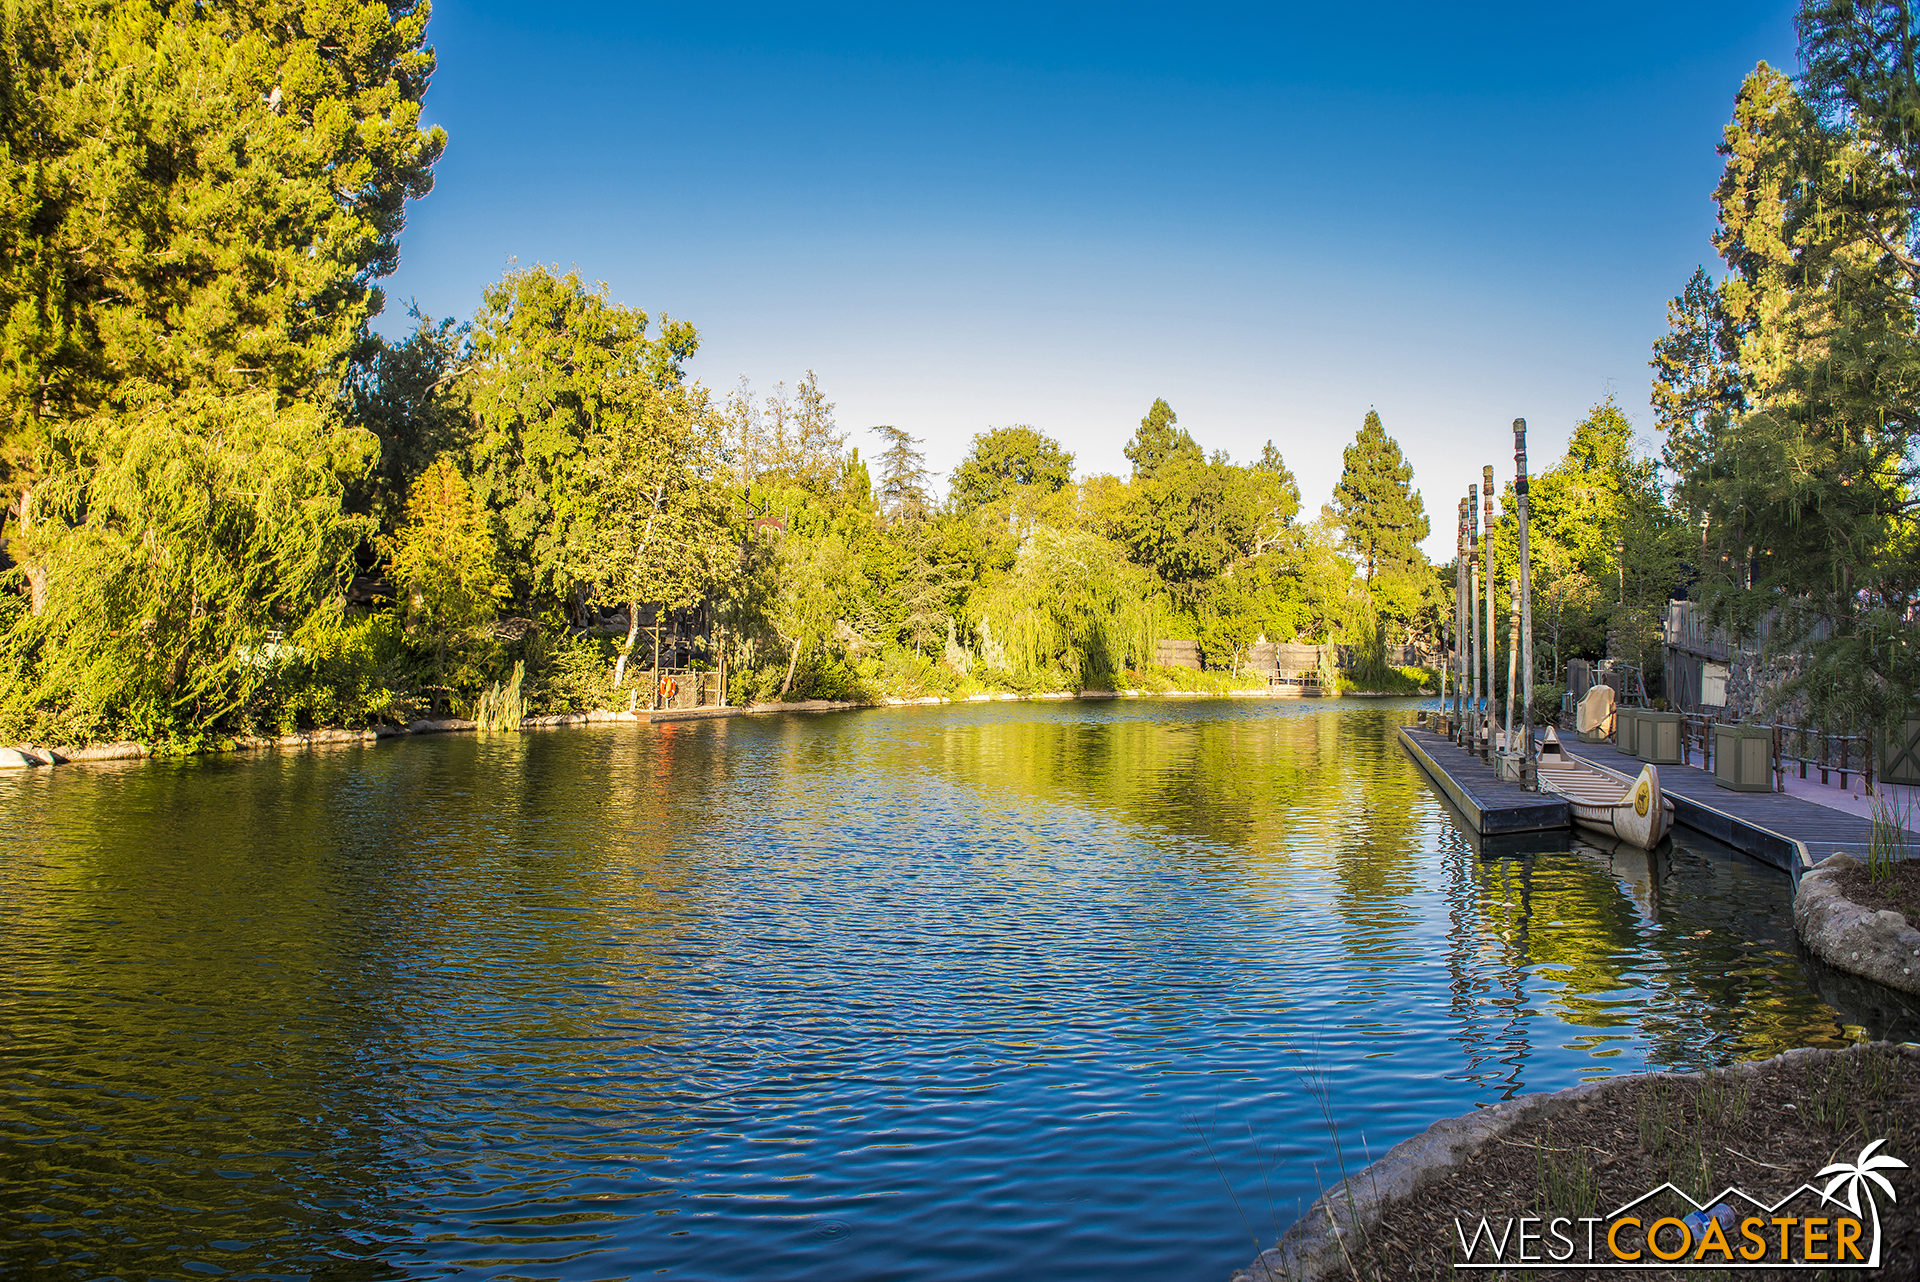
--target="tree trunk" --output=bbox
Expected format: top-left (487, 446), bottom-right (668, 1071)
top-left (613, 603), bottom-right (642, 687)
top-left (17, 485), bottom-right (47, 616)
top-left (779, 636), bottom-right (802, 697)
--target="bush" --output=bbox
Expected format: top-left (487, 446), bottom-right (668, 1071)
top-left (537, 631), bottom-right (618, 714)
top-left (253, 613), bottom-right (413, 733)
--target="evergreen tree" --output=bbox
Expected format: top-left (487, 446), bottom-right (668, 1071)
top-left (1330, 410), bottom-right (1428, 587)
top-left (1123, 398), bottom-right (1200, 480)
top-left (873, 425), bottom-right (930, 523)
top-left (1, 0), bottom-right (444, 492)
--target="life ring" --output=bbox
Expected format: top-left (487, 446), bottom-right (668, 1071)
top-left (658, 674), bottom-right (678, 702)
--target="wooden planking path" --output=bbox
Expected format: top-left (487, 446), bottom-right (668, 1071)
top-left (1398, 727), bottom-right (1568, 835)
top-left (1563, 739), bottom-right (1913, 879)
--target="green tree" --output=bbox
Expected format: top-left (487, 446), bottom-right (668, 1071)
top-left (461, 265), bottom-right (698, 616)
top-left (1329, 411), bottom-right (1429, 630)
top-left (950, 425), bottom-right (1073, 512)
top-left (1, 0), bottom-right (444, 535)
top-left (579, 383), bottom-right (734, 688)
top-left (4, 393), bottom-right (374, 742)
top-left (873, 425), bottom-right (929, 524)
top-left (384, 457), bottom-right (505, 714)
top-left (344, 310), bottom-right (471, 533)
top-left (1123, 397), bottom-right (1200, 480)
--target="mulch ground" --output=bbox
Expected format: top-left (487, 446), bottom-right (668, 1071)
top-left (1320, 1044), bottom-right (1920, 1281)
top-left (1834, 861), bottom-right (1920, 922)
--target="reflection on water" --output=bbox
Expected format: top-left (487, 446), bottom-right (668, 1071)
top-left (1, 700), bottom-right (1912, 1281)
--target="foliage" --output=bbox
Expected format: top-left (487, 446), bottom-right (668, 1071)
top-left (383, 457), bottom-right (506, 713)
top-left (950, 425), bottom-right (1074, 512)
top-left (1329, 410), bottom-right (1430, 634)
top-left (473, 660), bottom-right (526, 734)
top-left (0, 0), bottom-right (443, 516)
top-left (576, 380), bottom-right (734, 686)
top-left (1123, 397), bottom-right (1200, 480)
top-left (461, 265), bottom-right (698, 615)
top-left (1646, 21), bottom-right (1920, 730)
top-left (2, 392), bottom-right (374, 743)
top-left (252, 612), bottom-right (410, 733)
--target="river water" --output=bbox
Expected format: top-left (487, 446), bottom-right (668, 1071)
top-left (3, 699), bottom-right (1914, 1281)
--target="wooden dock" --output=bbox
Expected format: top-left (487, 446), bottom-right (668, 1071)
top-left (1398, 723), bottom-right (1909, 882)
top-left (1565, 739), bottom-right (1892, 879)
top-left (1398, 726), bottom-right (1568, 835)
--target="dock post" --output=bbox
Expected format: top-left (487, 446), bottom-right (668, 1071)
top-left (1455, 497), bottom-right (1469, 736)
top-left (1514, 418), bottom-right (1535, 785)
top-left (1482, 466), bottom-right (1495, 759)
top-left (1468, 485), bottom-right (1481, 752)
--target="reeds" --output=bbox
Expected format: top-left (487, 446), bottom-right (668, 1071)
top-left (474, 660), bottom-right (526, 734)
top-left (1866, 790), bottom-right (1910, 884)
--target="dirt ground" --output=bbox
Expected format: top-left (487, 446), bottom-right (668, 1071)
top-left (1313, 1043), bottom-right (1920, 1281)
top-left (1834, 861), bottom-right (1920, 922)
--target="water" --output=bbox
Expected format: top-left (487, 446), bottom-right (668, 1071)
top-left (3, 699), bottom-right (1913, 1281)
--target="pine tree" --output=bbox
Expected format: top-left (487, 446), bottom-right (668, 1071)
top-left (1330, 410), bottom-right (1428, 587)
top-left (873, 425), bottom-right (930, 524)
top-left (1123, 398), bottom-right (1200, 480)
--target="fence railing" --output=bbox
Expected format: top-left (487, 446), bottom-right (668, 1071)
top-left (1672, 712), bottom-right (1875, 795)
top-left (650, 667), bottom-right (724, 710)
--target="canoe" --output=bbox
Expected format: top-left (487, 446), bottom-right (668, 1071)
top-left (1536, 727), bottom-right (1673, 850)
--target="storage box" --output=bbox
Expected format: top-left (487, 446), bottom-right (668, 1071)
top-left (1714, 723), bottom-right (1774, 792)
top-left (1636, 711), bottom-right (1682, 765)
top-left (1615, 706), bottom-right (1641, 757)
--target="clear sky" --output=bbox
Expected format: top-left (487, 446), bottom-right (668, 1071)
top-left (379, 2), bottom-right (1800, 554)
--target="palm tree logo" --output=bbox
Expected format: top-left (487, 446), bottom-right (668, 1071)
top-left (1817, 1138), bottom-right (1907, 1262)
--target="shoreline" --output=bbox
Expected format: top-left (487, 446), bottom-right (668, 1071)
top-left (1, 687), bottom-right (1435, 771)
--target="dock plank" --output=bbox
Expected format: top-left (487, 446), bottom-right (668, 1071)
top-left (1566, 738), bottom-right (1911, 878)
top-left (1398, 727), bottom-right (1568, 835)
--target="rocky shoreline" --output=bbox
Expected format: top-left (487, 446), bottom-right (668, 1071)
top-left (1, 687), bottom-right (1417, 771)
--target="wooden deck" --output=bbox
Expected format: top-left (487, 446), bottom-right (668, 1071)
top-left (1397, 727), bottom-right (1568, 835)
top-left (1399, 725), bottom-right (1914, 883)
top-left (1565, 739), bottom-right (1903, 879)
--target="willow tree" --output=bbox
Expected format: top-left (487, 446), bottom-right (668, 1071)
top-left (0, 0), bottom-right (443, 739)
top-left (6, 394), bottom-right (374, 742)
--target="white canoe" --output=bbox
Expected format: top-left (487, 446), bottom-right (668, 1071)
top-left (1536, 729), bottom-right (1673, 850)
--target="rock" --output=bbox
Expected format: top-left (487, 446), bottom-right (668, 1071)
top-left (17, 745), bottom-right (65, 765)
top-left (1794, 861), bottom-right (1920, 995)
top-left (406, 718), bottom-right (477, 734)
top-left (0, 747), bottom-right (36, 769)
top-left (52, 741), bottom-right (147, 762)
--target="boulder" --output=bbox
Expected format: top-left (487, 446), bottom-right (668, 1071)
top-left (0, 747), bottom-right (36, 769)
top-left (1794, 851), bottom-right (1920, 995)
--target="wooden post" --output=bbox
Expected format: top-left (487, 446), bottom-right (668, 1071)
top-left (1468, 485), bottom-right (1480, 747)
top-left (650, 622), bottom-right (662, 711)
top-left (1513, 418), bottom-right (1535, 778)
top-left (1456, 496), bottom-right (1468, 733)
top-left (1483, 466), bottom-right (1495, 755)
top-left (717, 625), bottom-right (727, 708)
top-left (1505, 578), bottom-right (1520, 750)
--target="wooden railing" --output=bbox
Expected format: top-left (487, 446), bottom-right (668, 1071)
top-left (1672, 712), bottom-right (1875, 795)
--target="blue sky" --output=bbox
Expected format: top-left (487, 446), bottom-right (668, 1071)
top-left (380, 2), bottom-right (1799, 553)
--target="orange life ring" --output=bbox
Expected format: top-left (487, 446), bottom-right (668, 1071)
top-left (659, 674), bottom-right (678, 701)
